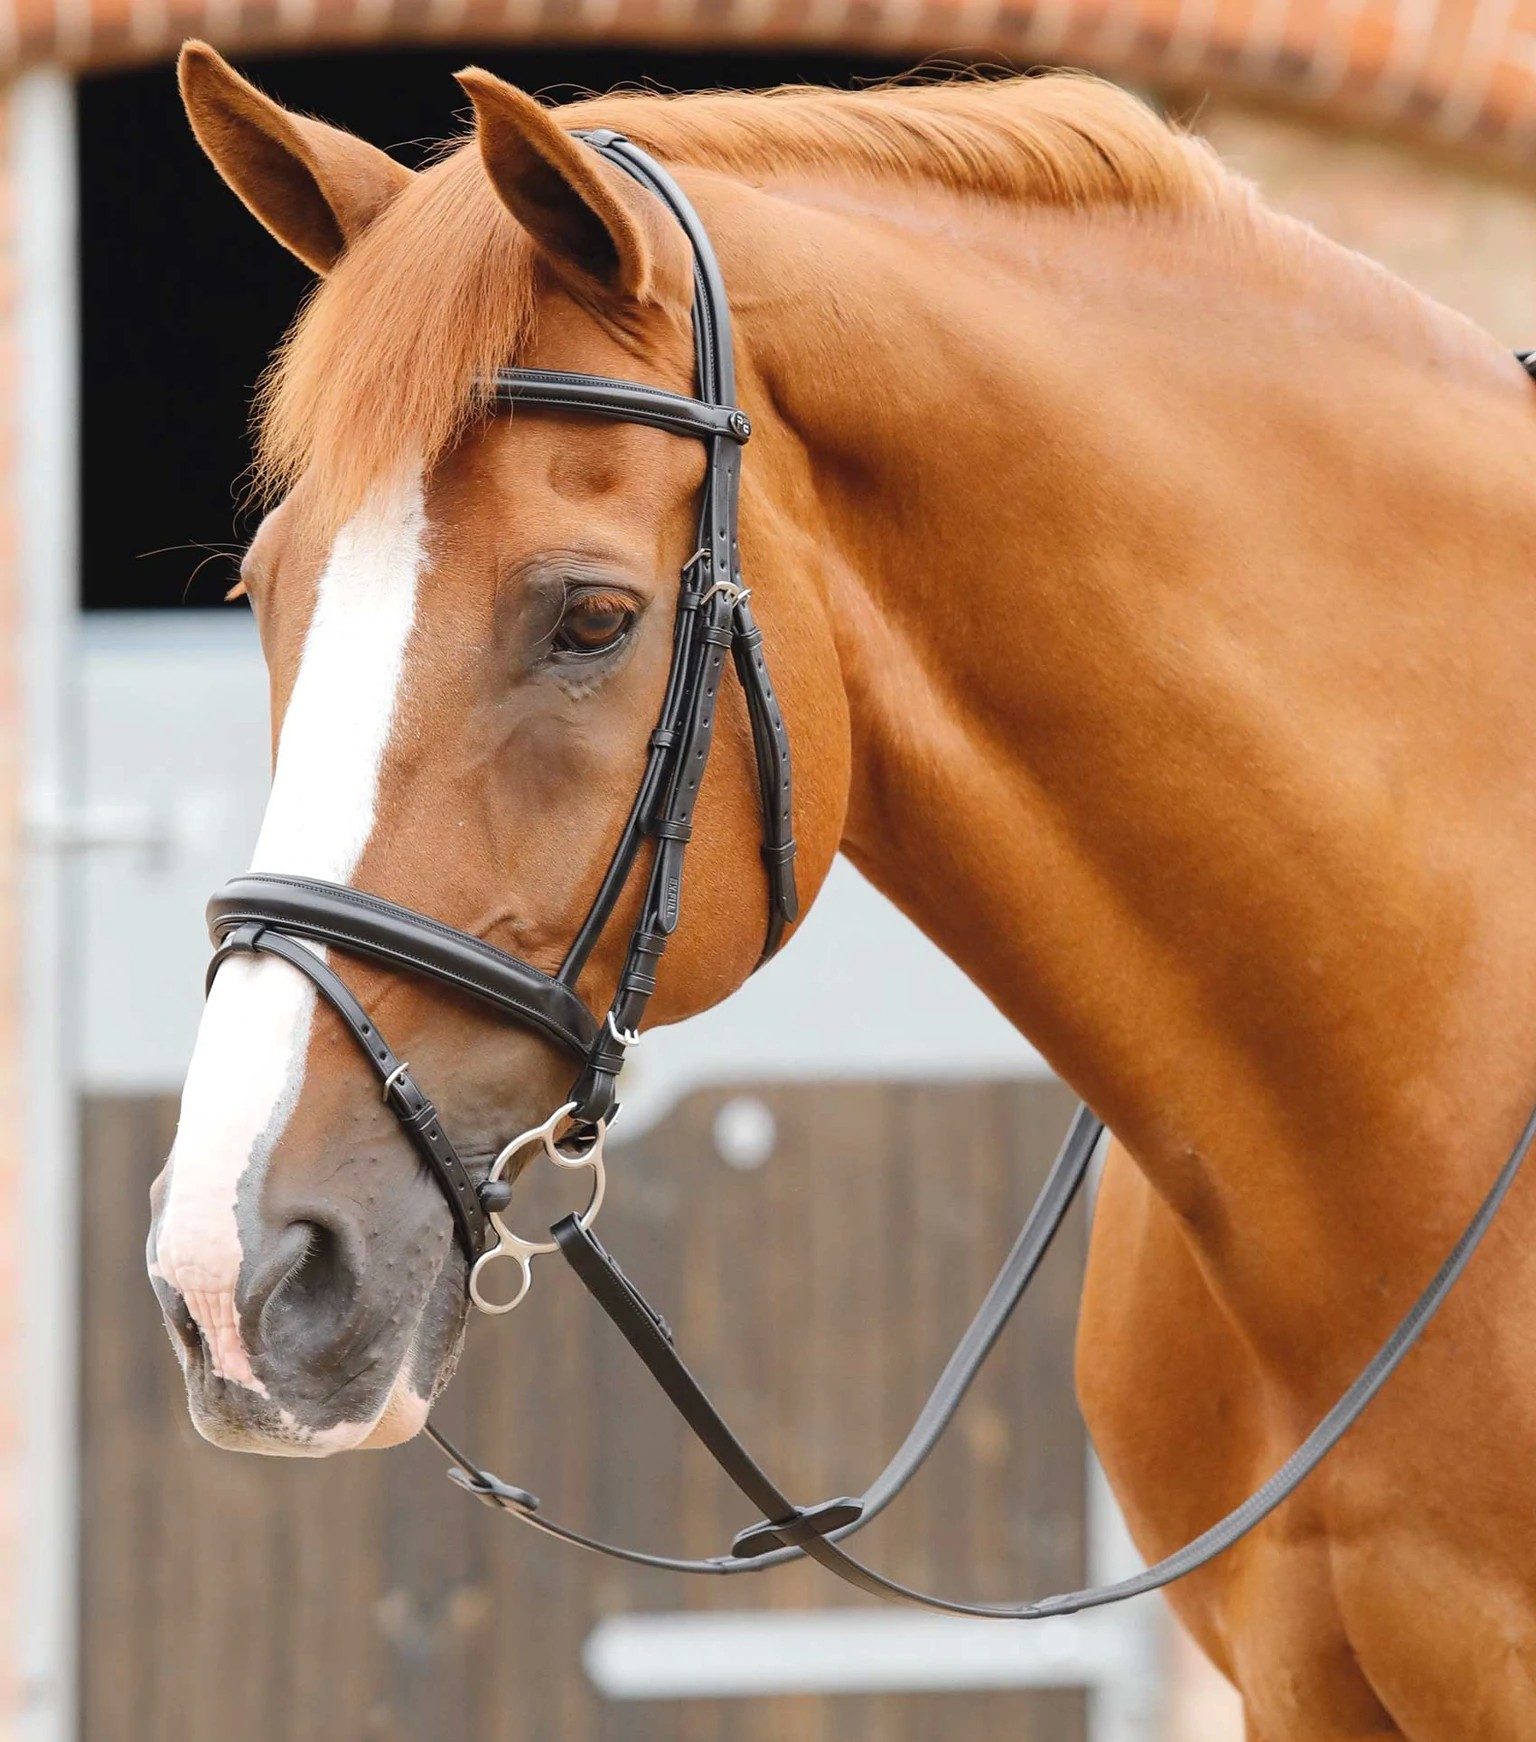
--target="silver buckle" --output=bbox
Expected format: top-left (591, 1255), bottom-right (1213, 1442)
top-left (605, 1011), bottom-right (641, 1050)
top-left (699, 577), bottom-right (750, 609)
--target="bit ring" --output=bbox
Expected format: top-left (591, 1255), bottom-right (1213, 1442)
top-left (468, 1103), bottom-right (607, 1315)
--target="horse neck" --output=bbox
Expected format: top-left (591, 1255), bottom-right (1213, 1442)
top-left (728, 170), bottom-right (1536, 1342)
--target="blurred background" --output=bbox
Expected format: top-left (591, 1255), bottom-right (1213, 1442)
top-left (2, 5), bottom-right (1533, 1737)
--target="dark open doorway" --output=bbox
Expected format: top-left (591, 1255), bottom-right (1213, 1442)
top-left (76, 42), bottom-right (945, 612)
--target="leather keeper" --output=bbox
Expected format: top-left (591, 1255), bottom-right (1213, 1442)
top-left (730, 1498), bottom-right (864, 1561)
top-left (445, 1465), bottom-right (541, 1514)
top-left (397, 1097), bottom-right (444, 1137)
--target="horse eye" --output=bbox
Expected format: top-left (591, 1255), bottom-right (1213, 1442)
top-left (552, 591), bottom-right (637, 658)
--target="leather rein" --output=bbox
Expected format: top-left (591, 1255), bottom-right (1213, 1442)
top-left (204, 133), bottom-right (1536, 1616)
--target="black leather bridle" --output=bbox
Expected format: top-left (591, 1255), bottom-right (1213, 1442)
top-left (203, 134), bottom-right (1536, 1616)
top-left (207, 131), bottom-right (795, 1272)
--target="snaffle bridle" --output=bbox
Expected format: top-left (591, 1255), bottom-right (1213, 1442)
top-left (205, 133), bottom-right (1536, 1617)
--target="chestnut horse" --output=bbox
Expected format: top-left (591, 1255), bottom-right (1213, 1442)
top-left (151, 43), bottom-right (1536, 1738)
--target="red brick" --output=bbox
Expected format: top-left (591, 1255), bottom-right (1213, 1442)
top-left (0, 0), bottom-right (1531, 168)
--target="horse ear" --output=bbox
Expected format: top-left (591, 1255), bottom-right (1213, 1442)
top-left (456, 69), bottom-right (656, 302)
top-left (178, 41), bottom-right (412, 275)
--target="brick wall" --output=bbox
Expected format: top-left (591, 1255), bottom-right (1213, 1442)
top-left (4, 0), bottom-right (1536, 166)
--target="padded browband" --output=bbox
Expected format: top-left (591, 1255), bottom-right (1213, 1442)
top-left (490, 369), bottom-right (752, 444)
top-left (208, 873), bottom-right (598, 1058)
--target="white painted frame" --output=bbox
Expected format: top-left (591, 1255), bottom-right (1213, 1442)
top-left (12, 66), bottom-right (81, 1742)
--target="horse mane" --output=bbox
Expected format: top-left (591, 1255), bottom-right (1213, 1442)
top-left (255, 73), bottom-right (1230, 516)
top-left (567, 73), bottom-right (1225, 210)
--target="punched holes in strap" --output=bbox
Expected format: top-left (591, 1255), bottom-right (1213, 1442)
top-left (730, 598), bottom-right (798, 954)
top-left (653, 605), bottom-right (735, 851)
top-left (635, 603), bottom-right (734, 941)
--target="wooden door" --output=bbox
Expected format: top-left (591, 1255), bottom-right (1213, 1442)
top-left (80, 1077), bottom-right (1088, 1741)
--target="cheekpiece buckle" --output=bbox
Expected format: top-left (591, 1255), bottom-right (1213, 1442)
top-left (699, 577), bottom-right (751, 609)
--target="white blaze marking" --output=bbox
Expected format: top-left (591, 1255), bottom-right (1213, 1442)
top-left (155, 470), bottom-right (428, 1394)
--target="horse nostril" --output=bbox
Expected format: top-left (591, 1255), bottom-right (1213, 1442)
top-left (246, 1217), bottom-right (361, 1362)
